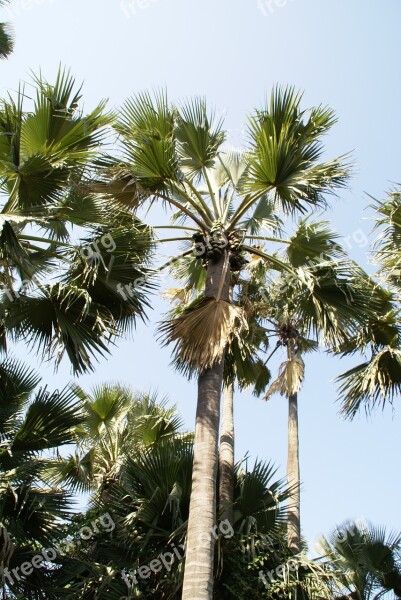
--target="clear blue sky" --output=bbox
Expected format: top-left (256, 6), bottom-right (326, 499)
top-left (2, 0), bottom-right (401, 550)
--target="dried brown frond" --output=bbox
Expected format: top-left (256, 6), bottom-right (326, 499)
top-left (264, 355), bottom-right (305, 399)
top-left (162, 287), bottom-right (191, 305)
top-left (159, 297), bottom-right (248, 373)
top-left (89, 166), bottom-right (148, 208)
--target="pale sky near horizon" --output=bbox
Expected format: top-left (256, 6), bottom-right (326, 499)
top-left (2, 0), bottom-right (401, 551)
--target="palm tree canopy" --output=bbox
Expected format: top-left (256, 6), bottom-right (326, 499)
top-left (89, 86), bottom-right (352, 375)
top-left (0, 70), bottom-right (154, 373)
top-left (50, 384), bottom-right (187, 494)
top-left (335, 191), bottom-right (401, 418)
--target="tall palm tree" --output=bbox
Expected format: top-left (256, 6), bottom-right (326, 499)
top-left (0, 69), bottom-right (153, 374)
top-left (101, 86), bottom-right (350, 598)
top-left (163, 272), bottom-right (272, 528)
top-left (240, 219), bottom-right (379, 552)
top-left (0, 1), bottom-right (13, 59)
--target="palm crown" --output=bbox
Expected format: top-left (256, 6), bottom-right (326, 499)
top-left (96, 86), bottom-right (352, 377)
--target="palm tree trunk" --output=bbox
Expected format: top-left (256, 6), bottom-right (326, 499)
top-left (287, 387), bottom-right (301, 553)
top-left (182, 253), bottom-right (230, 600)
top-left (219, 380), bottom-right (235, 525)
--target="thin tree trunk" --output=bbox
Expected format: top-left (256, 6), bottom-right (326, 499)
top-left (287, 388), bottom-right (301, 553)
top-left (219, 380), bottom-right (234, 525)
top-left (182, 253), bottom-right (230, 600)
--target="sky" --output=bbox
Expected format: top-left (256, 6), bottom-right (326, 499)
top-left (1, 0), bottom-right (401, 550)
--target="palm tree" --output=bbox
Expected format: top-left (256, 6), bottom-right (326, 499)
top-left (0, 1), bottom-right (13, 59)
top-left (319, 521), bottom-right (401, 599)
top-left (0, 69), bottom-right (153, 374)
top-left (50, 383), bottom-right (187, 499)
top-left (100, 86), bottom-right (350, 598)
top-left (0, 357), bottom-right (85, 599)
top-left (241, 219), bottom-right (378, 553)
top-left (336, 189), bottom-right (401, 418)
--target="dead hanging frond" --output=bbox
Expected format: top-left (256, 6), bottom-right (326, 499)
top-left (162, 287), bottom-right (192, 305)
top-left (159, 297), bottom-right (248, 374)
top-left (264, 355), bottom-right (305, 399)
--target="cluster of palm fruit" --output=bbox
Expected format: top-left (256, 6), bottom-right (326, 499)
top-left (192, 223), bottom-right (248, 271)
top-left (228, 230), bottom-right (248, 272)
top-left (278, 320), bottom-right (301, 346)
top-left (192, 221), bottom-right (227, 265)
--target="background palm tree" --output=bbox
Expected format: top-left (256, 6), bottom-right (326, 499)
top-left (50, 383), bottom-right (188, 498)
top-left (0, 69), bottom-right (153, 373)
top-left (336, 189), bottom-right (401, 418)
top-left (238, 219), bottom-right (379, 553)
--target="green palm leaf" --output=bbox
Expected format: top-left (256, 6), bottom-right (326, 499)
top-left (239, 86), bottom-right (350, 216)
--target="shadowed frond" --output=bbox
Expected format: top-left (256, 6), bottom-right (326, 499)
top-left (234, 459), bottom-right (290, 535)
top-left (11, 385), bottom-right (84, 454)
top-left (0, 357), bottom-right (40, 425)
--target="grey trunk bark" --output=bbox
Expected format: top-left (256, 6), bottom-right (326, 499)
top-left (219, 381), bottom-right (235, 525)
top-left (287, 389), bottom-right (301, 553)
top-left (182, 253), bottom-right (230, 600)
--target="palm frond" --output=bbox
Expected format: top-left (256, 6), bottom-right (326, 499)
top-left (159, 296), bottom-right (248, 373)
top-left (234, 459), bottom-right (290, 535)
top-left (11, 385), bottom-right (84, 454)
top-left (175, 97), bottom-right (225, 180)
top-left (4, 284), bottom-right (112, 374)
top-left (240, 85), bottom-right (351, 215)
top-left (0, 22), bottom-right (13, 59)
top-left (264, 355), bottom-right (305, 399)
top-left (117, 90), bottom-right (179, 194)
top-left (336, 346), bottom-right (401, 419)
top-left (286, 218), bottom-right (345, 267)
top-left (0, 357), bottom-right (40, 426)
